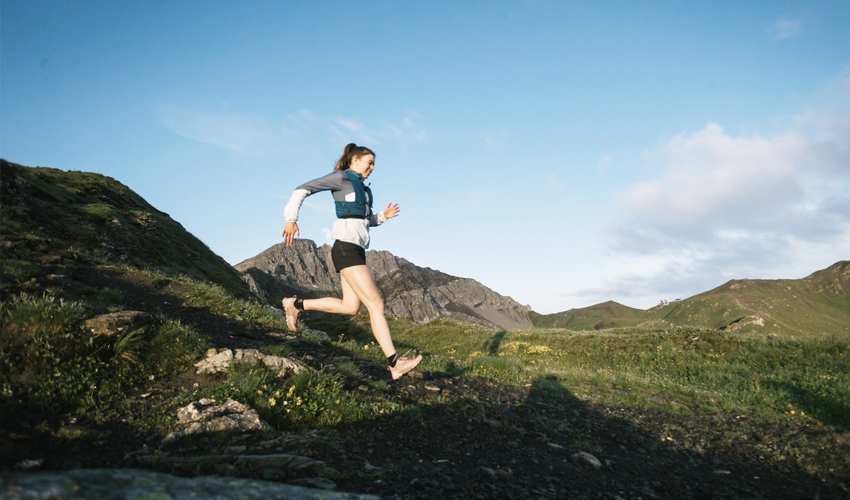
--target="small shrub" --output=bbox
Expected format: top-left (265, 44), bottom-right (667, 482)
top-left (532, 377), bottom-right (572, 397)
top-left (198, 364), bottom-right (403, 431)
top-left (336, 361), bottom-right (365, 382)
top-left (468, 356), bottom-right (524, 384)
top-left (112, 328), bottom-right (146, 371)
top-left (0, 294), bottom-right (86, 338)
top-left (143, 318), bottom-right (205, 373)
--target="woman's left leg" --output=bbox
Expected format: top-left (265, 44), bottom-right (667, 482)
top-left (338, 265), bottom-right (395, 357)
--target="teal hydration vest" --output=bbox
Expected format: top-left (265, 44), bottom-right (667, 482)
top-left (335, 171), bottom-right (373, 219)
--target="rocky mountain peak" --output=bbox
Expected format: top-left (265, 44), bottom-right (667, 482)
top-left (235, 241), bottom-right (532, 331)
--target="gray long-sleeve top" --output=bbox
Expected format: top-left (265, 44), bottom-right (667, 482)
top-left (284, 170), bottom-right (387, 249)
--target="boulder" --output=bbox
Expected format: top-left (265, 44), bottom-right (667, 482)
top-left (164, 398), bottom-right (271, 443)
top-left (83, 311), bottom-right (150, 336)
top-left (195, 348), bottom-right (308, 377)
top-left (0, 469), bottom-right (379, 499)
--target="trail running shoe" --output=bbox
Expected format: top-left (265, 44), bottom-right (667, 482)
top-left (389, 353), bottom-right (423, 380)
top-left (281, 297), bottom-right (300, 332)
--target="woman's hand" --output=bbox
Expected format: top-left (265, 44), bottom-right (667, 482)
top-left (383, 203), bottom-right (401, 219)
top-left (282, 221), bottom-right (299, 245)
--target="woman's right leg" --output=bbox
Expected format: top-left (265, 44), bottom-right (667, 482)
top-left (281, 278), bottom-right (360, 331)
top-left (302, 277), bottom-right (361, 315)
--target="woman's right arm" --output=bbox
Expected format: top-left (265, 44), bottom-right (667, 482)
top-left (281, 171), bottom-right (343, 245)
top-left (282, 220), bottom-right (299, 245)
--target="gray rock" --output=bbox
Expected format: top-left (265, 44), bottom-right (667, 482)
top-left (499, 407), bottom-right (518, 422)
top-left (164, 398), bottom-right (271, 443)
top-left (14, 459), bottom-right (43, 471)
top-left (291, 478), bottom-right (337, 490)
top-left (478, 466), bottom-right (499, 480)
top-left (570, 451), bottom-right (602, 469)
top-left (301, 327), bottom-right (330, 341)
top-left (260, 467), bottom-right (286, 481)
top-left (45, 274), bottom-right (71, 285)
top-left (195, 348), bottom-right (308, 377)
top-left (134, 453), bottom-right (326, 476)
top-left (477, 466), bottom-right (513, 480)
top-left (55, 425), bottom-right (98, 440)
top-left (234, 240), bottom-right (533, 331)
top-left (83, 311), bottom-right (150, 336)
top-left (1, 468), bottom-right (379, 499)
top-left (262, 304), bottom-right (285, 319)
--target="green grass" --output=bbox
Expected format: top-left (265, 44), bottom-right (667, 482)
top-left (0, 294), bottom-right (206, 415)
top-left (1, 160), bottom-right (254, 301)
top-left (173, 274), bottom-right (291, 330)
top-left (308, 313), bottom-right (850, 429)
top-left (189, 363), bottom-right (404, 431)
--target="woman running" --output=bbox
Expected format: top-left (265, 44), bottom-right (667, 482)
top-left (281, 143), bottom-right (422, 380)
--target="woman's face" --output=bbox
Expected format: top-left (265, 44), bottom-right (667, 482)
top-left (350, 154), bottom-right (375, 179)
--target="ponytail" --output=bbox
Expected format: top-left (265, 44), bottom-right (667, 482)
top-left (334, 143), bottom-right (375, 171)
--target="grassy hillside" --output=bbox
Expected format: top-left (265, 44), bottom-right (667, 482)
top-left (2, 160), bottom-right (848, 497)
top-left (532, 262), bottom-right (850, 338)
top-left (0, 160), bottom-right (251, 300)
top-left (530, 300), bottom-right (649, 330)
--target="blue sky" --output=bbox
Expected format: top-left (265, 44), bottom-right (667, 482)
top-left (3, 0), bottom-right (849, 313)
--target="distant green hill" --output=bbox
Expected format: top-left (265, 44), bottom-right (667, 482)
top-left (0, 160), bottom-right (251, 299)
top-left (532, 261), bottom-right (850, 338)
top-left (529, 300), bottom-right (647, 330)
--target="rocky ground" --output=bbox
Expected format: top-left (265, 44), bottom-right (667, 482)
top-left (2, 265), bottom-right (849, 499)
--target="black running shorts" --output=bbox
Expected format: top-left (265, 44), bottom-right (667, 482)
top-left (331, 240), bottom-right (366, 273)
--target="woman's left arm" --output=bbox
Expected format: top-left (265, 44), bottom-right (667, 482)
top-left (370, 203), bottom-right (400, 226)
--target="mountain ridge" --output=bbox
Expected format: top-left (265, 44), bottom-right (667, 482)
top-left (235, 240), bottom-right (533, 331)
top-left (532, 261), bottom-right (850, 337)
top-left (0, 160), bottom-right (251, 300)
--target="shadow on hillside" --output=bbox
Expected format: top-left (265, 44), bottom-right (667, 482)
top-left (314, 375), bottom-right (847, 500)
top-left (765, 378), bottom-right (850, 430)
top-left (70, 266), bottom-right (289, 349)
top-left (482, 330), bottom-right (507, 356)
top-left (7, 265), bottom-right (846, 499)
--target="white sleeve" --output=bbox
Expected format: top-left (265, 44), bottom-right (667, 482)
top-left (369, 210), bottom-right (388, 227)
top-left (284, 189), bottom-right (310, 222)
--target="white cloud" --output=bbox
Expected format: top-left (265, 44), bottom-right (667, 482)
top-left (479, 128), bottom-right (509, 148)
top-left (601, 87), bottom-right (850, 307)
top-left (468, 189), bottom-right (497, 206)
top-left (302, 199), bottom-right (335, 214)
top-left (329, 117), bottom-right (379, 145)
top-left (544, 171), bottom-right (565, 192)
top-left (157, 104), bottom-right (428, 155)
top-left (626, 123), bottom-right (807, 229)
top-left (155, 104), bottom-right (280, 157)
top-left (386, 114), bottom-right (429, 144)
top-left (598, 155), bottom-right (611, 172)
top-left (770, 18), bottom-right (802, 40)
top-left (329, 114), bottom-right (429, 147)
top-left (299, 109), bottom-right (321, 122)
